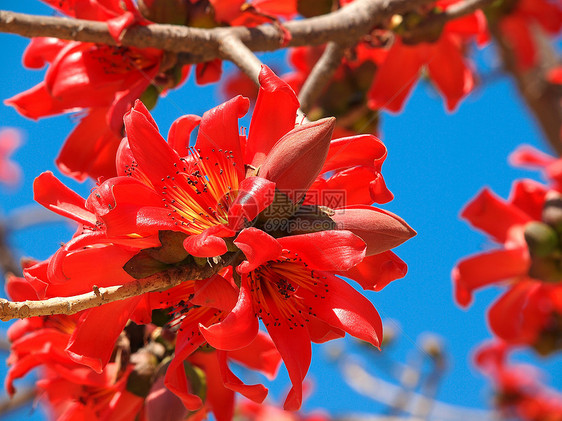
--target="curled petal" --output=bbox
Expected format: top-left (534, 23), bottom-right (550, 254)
top-left (339, 251), bottom-right (408, 291)
top-left (234, 228), bottom-right (283, 273)
top-left (183, 225), bottom-right (233, 257)
top-left (200, 274), bottom-right (259, 350)
top-left (34, 172), bottom-right (96, 227)
top-left (217, 350), bottom-right (267, 403)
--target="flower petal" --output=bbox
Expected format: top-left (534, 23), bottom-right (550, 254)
top-left (452, 246), bottom-right (530, 307)
top-left (200, 274), bottom-right (259, 350)
top-left (339, 251), bottom-right (408, 291)
top-left (298, 272), bottom-right (382, 348)
top-left (246, 66), bottom-right (299, 168)
top-left (66, 296), bottom-right (141, 373)
top-left (234, 228), bottom-right (283, 273)
top-left (277, 230), bottom-right (366, 272)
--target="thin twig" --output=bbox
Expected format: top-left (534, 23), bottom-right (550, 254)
top-left (340, 357), bottom-right (496, 421)
top-left (0, 253), bottom-right (240, 321)
top-left (218, 34), bottom-right (263, 84)
top-left (0, 387), bottom-right (36, 415)
top-left (299, 42), bottom-right (349, 114)
top-left (0, 0), bottom-right (435, 59)
top-left (0, 223), bottom-right (20, 278)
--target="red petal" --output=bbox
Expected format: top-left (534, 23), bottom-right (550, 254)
top-left (195, 59), bottom-right (223, 85)
top-left (66, 296), bottom-right (141, 373)
top-left (217, 350), bottom-right (268, 403)
top-left (246, 66), bottom-right (299, 167)
top-left (367, 39), bottom-right (425, 113)
top-left (262, 294), bottom-right (311, 411)
top-left (195, 95), bottom-right (249, 179)
top-left (234, 228), bottom-right (283, 273)
top-left (340, 251), bottom-right (408, 291)
top-left (56, 107), bottom-right (122, 181)
top-left (183, 225), bottom-right (231, 257)
top-left (33, 171), bottom-right (96, 226)
top-left (322, 134), bottom-right (387, 173)
top-left (228, 331), bottom-right (282, 380)
top-left (461, 188), bottom-right (532, 243)
top-left (488, 281), bottom-right (537, 343)
top-left (168, 114), bottom-right (201, 155)
top-left (299, 272), bottom-right (382, 348)
top-left (278, 231), bottom-right (366, 271)
top-left (200, 274), bottom-right (259, 350)
top-left (427, 34), bottom-right (474, 111)
top-left (4, 82), bottom-right (77, 119)
top-left (452, 246), bottom-right (530, 307)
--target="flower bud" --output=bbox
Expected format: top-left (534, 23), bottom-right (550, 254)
top-left (331, 206), bottom-right (416, 256)
top-left (145, 376), bottom-right (189, 421)
top-left (542, 190), bottom-right (562, 232)
top-left (524, 221), bottom-right (558, 257)
top-left (259, 117), bottom-right (336, 203)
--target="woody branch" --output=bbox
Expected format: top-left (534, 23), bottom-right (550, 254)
top-left (0, 253), bottom-right (240, 321)
top-left (0, 0), bottom-right (493, 62)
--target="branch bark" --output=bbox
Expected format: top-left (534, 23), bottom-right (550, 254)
top-left (218, 34), bottom-right (263, 84)
top-left (298, 42), bottom-right (349, 114)
top-left (490, 24), bottom-right (562, 155)
top-left (0, 253), bottom-right (240, 321)
top-left (0, 0), bottom-right (436, 60)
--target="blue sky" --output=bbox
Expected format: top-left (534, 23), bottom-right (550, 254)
top-left (0, 2), bottom-right (561, 420)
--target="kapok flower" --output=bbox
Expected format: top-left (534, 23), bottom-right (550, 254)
top-left (198, 225), bottom-right (412, 410)
top-left (368, 0), bottom-right (488, 113)
top-left (475, 341), bottom-right (562, 420)
top-left (453, 181), bottom-right (562, 354)
top-left (496, 0), bottom-right (562, 70)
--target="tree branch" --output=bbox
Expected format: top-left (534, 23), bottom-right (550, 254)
top-left (0, 253), bottom-right (240, 321)
top-left (0, 0), bottom-right (435, 60)
top-left (298, 42), bottom-right (349, 114)
top-left (0, 222), bottom-right (20, 278)
top-left (490, 24), bottom-right (562, 155)
top-left (218, 34), bottom-right (263, 84)
top-left (404, 0), bottom-right (496, 41)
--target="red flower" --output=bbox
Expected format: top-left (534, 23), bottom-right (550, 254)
top-left (198, 209), bottom-right (414, 410)
top-left (498, 0), bottom-right (562, 70)
top-left (453, 181), bottom-right (562, 353)
top-left (5, 308), bottom-right (144, 421)
top-left (24, 67), bottom-right (414, 410)
top-left (0, 128), bottom-right (22, 187)
top-left (475, 341), bottom-right (562, 420)
top-left (210, 0), bottom-right (297, 26)
top-left (368, 0), bottom-right (487, 112)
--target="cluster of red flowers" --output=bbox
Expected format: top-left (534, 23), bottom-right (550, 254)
top-left (5, 65), bottom-right (415, 420)
top-left (476, 341), bottom-right (562, 420)
top-left (453, 144), bottom-right (562, 418)
top-left (5, 0), bottom-right (297, 182)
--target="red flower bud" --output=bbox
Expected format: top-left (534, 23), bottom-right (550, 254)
top-left (259, 117), bottom-right (336, 202)
top-left (331, 205), bottom-right (416, 256)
